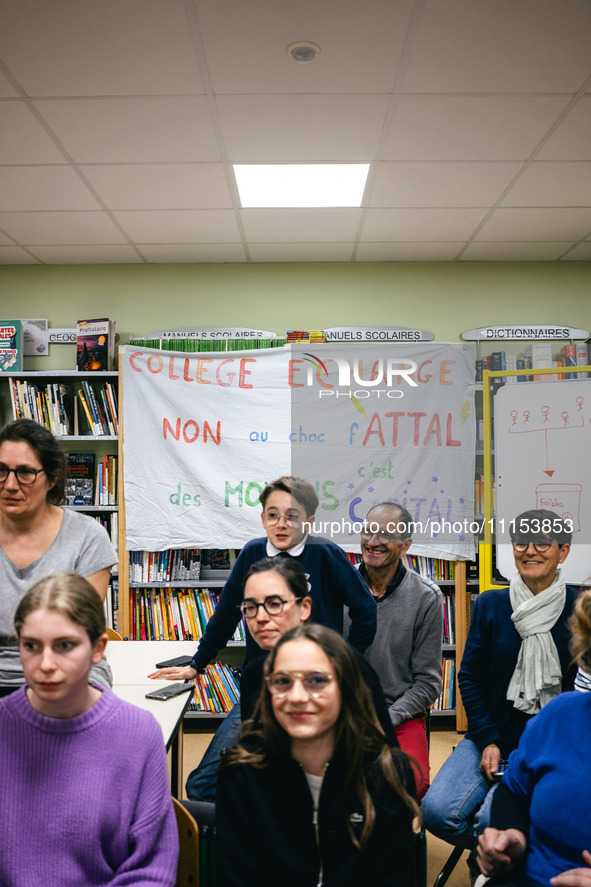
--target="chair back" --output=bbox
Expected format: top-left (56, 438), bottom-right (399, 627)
top-left (106, 627), bottom-right (123, 640)
top-left (173, 797), bottom-right (199, 886)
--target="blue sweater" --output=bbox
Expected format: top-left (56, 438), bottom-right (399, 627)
top-left (458, 586), bottom-right (577, 756)
top-left (191, 536), bottom-right (376, 670)
top-left (491, 692), bottom-right (590, 887)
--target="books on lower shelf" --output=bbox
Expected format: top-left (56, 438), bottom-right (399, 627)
top-left (95, 455), bottom-right (118, 506)
top-left (8, 376), bottom-right (118, 437)
top-left (65, 452), bottom-right (95, 505)
top-left (129, 548), bottom-right (202, 583)
top-left (188, 662), bottom-right (241, 714)
top-left (0, 321), bottom-right (23, 372)
top-left (431, 657), bottom-right (456, 711)
top-left (442, 592), bottom-right (455, 645)
top-left (128, 586), bottom-right (245, 643)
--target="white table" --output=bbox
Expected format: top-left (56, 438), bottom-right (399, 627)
top-left (106, 640), bottom-right (197, 797)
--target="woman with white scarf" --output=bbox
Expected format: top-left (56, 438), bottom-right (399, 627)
top-left (422, 509), bottom-right (577, 859)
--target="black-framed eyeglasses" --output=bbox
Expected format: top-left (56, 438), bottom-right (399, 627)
top-left (266, 670), bottom-right (334, 698)
top-left (262, 510), bottom-right (304, 526)
top-left (0, 465), bottom-right (45, 486)
top-left (512, 541), bottom-right (553, 553)
top-left (240, 595), bottom-right (304, 618)
top-left (361, 529), bottom-right (402, 545)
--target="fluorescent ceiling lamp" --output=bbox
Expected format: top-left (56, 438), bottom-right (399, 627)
top-left (234, 163), bottom-right (370, 208)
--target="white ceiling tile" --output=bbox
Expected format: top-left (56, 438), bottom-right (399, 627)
top-left (80, 164), bottom-right (232, 210)
top-left (196, 0), bottom-right (414, 94)
top-left (0, 167), bottom-right (99, 211)
top-left (402, 0), bottom-right (591, 93)
top-left (217, 96), bottom-right (388, 162)
top-left (29, 245), bottom-right (144, 264)
top-left (35, 98), bottom-right (219, 163)
top-left (537, 98), bottom-right (591, 161)
top-left (475, 208), bottom-right (591, 241)
top-left (0, 0), bottom-right (203, 96)
top-left (370, 162), bottom-right (522, 207)
top-left (0, 212), bottom-right (128, 245)
top-left (241, 209), bottom-right (361, 242)
top-left (138, 244), bottom-right (247, 263)
top-left (355, 242), bottom-right (464, 261)
top-left (382, 97), bottom-right (571, 161)
top-left (501, 163), bottom-right (591, 207)
top-left (362, 208), bottom-right (487, 241)
top-left (560, 242), bottom-right (591, 260)
top-left (112, 210), bottom-right (241, 244)
top-left (248, 243), bottom-right (354, 262)
top-left (0, 104), bottom-right (66, 163)
top-left (460, 242), bottom-right (575, 261)
top-left (0, 246), bottom-right (40, 264)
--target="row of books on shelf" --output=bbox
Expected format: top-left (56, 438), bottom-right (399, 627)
top-left (127, 586), bottom-right (246, 643)
top-left (65, 453), bottom-right (117, 506)
top-left (104, 578), bottom-right (119, 633)
top-left (129, 548), bottom-right (202, 584)
top-left (128, 336), bottom-right (286, 351)
top-left (93, 512), bottom-right (118, 553)
top-left (477, 342), bottom-right (590, 385)
top-left (345, 551), bottom-right (455, 581)
top-left (431, 657), bottom-right (456, 711)
top-left (8, 377), bottom-right (119, 437)
top-left (188, 662), bottom-right (241, 714)
top-left (442, 593), bottom-right (455, 645)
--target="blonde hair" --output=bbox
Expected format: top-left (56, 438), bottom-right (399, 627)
top-left (569, 588), bottom-right (591, 671)
top-left (14, 573), bottom-right (106, 644)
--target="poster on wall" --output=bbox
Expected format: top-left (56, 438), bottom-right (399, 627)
top-left (122, 342), bottom-right (476, 558)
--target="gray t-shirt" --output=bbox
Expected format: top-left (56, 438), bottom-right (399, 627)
top-left (0, 509), bottom-right (117, 685)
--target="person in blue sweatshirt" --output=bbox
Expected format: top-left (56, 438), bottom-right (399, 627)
top-left (148, 475), bottom-right (376, 800)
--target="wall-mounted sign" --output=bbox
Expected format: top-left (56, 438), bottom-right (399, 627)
top-left (143, 327), bottom-right (279, 340)
top-left (48, 328), bottom-right (77, 344)
top-left (324, 326), bottom-right (434, 342)
top-left (462, 325), bottom-right (589, 341)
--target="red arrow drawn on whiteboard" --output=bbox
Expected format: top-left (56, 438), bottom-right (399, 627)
top-left (544, 429), bottom-right (555, 476)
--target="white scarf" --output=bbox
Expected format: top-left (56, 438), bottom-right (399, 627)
top-left (506, 568), bottom-right (566, 714)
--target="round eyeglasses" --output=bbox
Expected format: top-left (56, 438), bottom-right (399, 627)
top-left (262, 510), bottom-right (304, 526)
top-left (360, 529), bottom-right (401, 545)
top-left (512, 541), bottom-right (552, 553)
top-left (266, 670), bottom-right (334, 698)
top-left (240, 595), bottom-right (303, 618)
top-left (0, 465), bottom-right (45, 486)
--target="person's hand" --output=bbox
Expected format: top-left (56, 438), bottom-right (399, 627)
top-left (147, 665), bottom-right (197, 681)
top-left (479, 743), bottom-right (502, 781)
top-left (477, 827), bottom-right (527, 877)
top-left (551, 850), bottom-right (591, 886)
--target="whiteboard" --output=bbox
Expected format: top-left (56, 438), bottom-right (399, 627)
top-left (495, 379), bottom-right (591, 585)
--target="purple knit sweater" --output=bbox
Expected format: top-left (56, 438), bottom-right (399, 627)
top-left (0, 687), bottom-right (178, 886)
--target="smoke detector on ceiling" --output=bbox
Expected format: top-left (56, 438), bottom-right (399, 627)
top-left (287, 41), bottom-right (321, 63)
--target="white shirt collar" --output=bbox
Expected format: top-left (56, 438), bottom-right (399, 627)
top-left (266, 534), bottom-right (308, 558)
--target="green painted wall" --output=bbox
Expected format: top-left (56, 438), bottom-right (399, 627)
top-left (1, 261), bottom-right (590, 368)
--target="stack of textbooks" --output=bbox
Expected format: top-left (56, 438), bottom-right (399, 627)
top-left (129, 548), bottom-right (202, 584)
top-left (286, 330), bottom-right (326, 343)
top-left (189, 662), bottom-right (241, 714)
top-left (76, 318), bottom-right (116, 371)
top-left (128, 335), bottom-right (286, 351)
top-left (128, 586), bottom-right (245, 643)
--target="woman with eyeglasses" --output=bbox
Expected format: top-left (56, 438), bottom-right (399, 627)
top-left (217, 623), bottom-right (420, 887)
top-left (476, 589), bottom-right (591, 887)
top-left (0, 419), bottom-right (117, 695)
top-left (422, 509), bottom-right (578, 863)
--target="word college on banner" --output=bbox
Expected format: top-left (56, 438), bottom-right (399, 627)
top-left (122, 342), bottom-right (476, 558)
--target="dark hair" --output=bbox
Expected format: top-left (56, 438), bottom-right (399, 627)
top-left (367, 502), bottom-right (414, 539)
top-left (244, 557), bottom-right (310, 600)
top-left (259, 476), bottom-right (319, 518)
top-left (222, 623), bottom-right (419, 848)
top-left (0, 419), bottom-right (67, 505)
top-left (509, 508), bottom-right (572, 547)
top-left (569, 588), bottom-right (591, 671)
top-left (14, 572), bottom-right (107, 644)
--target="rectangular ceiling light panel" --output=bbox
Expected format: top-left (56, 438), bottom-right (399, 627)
top-left (234, 163), bottom-right (370, 208)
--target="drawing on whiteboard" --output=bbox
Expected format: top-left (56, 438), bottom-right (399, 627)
top-left (535, 483), bottom-right (581, 532)
top-left (507, 399), bottom-right (585, 479)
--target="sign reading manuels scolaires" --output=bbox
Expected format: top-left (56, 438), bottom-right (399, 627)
top-left (144, 327), bottom-right (279, 340)
top-left (462, 326), bottom-right (589, 341)
top-left (324, 326), bottom-right (434, 342)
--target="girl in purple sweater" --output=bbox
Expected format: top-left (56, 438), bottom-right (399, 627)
top-left (0, 572), bottom-right (178, 887)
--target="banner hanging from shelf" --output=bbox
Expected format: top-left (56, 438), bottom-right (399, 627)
top-left (122, 342), bottom-right (476, 558)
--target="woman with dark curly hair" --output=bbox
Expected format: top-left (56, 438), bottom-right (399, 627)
top-left (217, 623), bottom-right (419, 887)
top-left (0, 419), bottom-right (116, 693)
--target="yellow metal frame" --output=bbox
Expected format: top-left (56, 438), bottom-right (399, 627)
top-left (479, 364), bottom-right (591, 590)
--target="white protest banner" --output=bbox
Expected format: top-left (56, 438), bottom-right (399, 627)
top-left (122, 342), bottom-right (476, 558)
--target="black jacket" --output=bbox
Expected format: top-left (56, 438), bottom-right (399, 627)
top-left (217, 745), bottom-right (416, 887)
